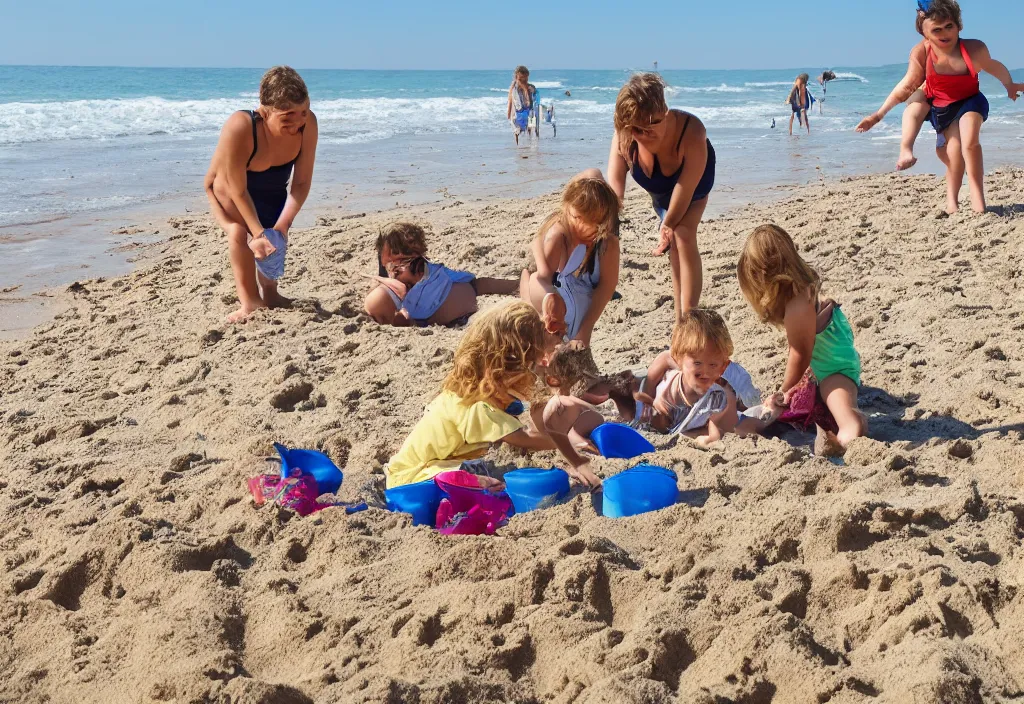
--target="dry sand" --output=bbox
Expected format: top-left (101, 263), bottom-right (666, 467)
top-left (2, 171), bottom-right (1024, 703)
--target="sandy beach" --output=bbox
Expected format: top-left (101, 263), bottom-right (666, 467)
top-left (2, 170), bottom-right (1024, 703)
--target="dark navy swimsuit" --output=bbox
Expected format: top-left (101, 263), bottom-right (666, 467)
top-left (245, 110), bottom-right (299, 228)
top-left (629, 111), bottom-right (715, 220)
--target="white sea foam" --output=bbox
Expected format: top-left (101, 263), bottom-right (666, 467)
top-left (531, 81), bottom-right (563, 89)
top-left (833, 72), bottom-right (869, 83)
top-left (744, 81), bottom-right (793, 88)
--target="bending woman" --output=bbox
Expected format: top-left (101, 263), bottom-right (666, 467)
top-left (607, 73), bottom-right (716, 324)
top-left (520, 170), bottom-right (621, 347)
top-left (204, 66), bottom-right (318, 322)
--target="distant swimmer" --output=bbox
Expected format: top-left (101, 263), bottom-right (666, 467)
top-left (771, 118), bottom-right (776, 129)
top-left (564, 90), bottom-right (571, 97)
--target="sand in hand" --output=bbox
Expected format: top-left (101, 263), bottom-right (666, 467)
top-left (2, 172), bottom-right (1024, 702)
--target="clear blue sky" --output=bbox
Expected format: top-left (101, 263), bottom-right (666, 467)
top-left (4, 0), bottom-right (1023, 70)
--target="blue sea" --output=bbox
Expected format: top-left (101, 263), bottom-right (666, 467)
top-left (1, 65), bottom-right (1023, 293)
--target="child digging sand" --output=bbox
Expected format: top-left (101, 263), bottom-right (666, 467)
top-left (383, 301), bottom-right (556, 489)
top-left (737, 224), bottom-right (867, 454)
top-left (855, 0), bottom-right (1023, 212)
top-left (365, 222), bottom-right (519, 327)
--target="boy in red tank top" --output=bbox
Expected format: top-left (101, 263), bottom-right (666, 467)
top-left (856, 0), bottom-right (1023, 214)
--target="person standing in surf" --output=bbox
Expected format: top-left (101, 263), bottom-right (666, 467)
top-left (606, 73), bottom-right (716, 325)
top-left (786, 74), bottom-right (812, 135)
top-left (507, 66), bottom-right (533, 145)
top-left (205, 66), bottom-right (318, 322)
top-left (855, 0), bottom-right (1023, 210)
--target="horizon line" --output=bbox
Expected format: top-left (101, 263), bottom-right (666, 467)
top-left (0, 62), bottom-right (906, 73)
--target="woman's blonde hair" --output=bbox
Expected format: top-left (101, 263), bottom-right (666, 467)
top-left (536, 174), bottom-right (620, 254)
top-left (614, 72), bottom-right (669, 168)
top-left (788, 74), bottom-right (810, 103)
top-left (737, 224), bottom-right (820, 326)
top-left (443, 302), bottom-right (546, 407)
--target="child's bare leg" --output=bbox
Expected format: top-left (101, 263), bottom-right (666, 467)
top-left (819, 374), bottom-right (867, 449)
top-left (897, 91), bottom-right (930, 171)
top-left (958, 112), bottom-right (986, 213)
top-left (428, 282), bottom-right (478, 325)
top-left (475, 277), bottom-right (520, 295)
top-left (803, 110), bottom-right (810, 134)
top-left (364, 285), bottom-right (400, 325)
top-left (942, 122), bottom-right (965, 214)
top-left (788, 113), bottom-right (795, 136)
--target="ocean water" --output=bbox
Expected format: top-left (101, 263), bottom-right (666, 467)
top-left (1, 65), bottom-right (1023, 292)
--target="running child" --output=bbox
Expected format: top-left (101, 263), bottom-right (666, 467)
top-left (364, 222), bottom-right (519, 327)
top-left (855, 0), bottom-right (1023, 211)
top-left (737, 225), bottom-right (866, 453)
top-left (384, 302), bottom-right (557, 489)
top-left (520, 170), bottom-right (621, 347)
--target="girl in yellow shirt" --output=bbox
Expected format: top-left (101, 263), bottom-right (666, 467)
top-left (384, 302), bottom-right (556, 489)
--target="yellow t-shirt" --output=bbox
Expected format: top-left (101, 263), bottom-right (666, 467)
top-left (385, 390), bottom-right (523, 489)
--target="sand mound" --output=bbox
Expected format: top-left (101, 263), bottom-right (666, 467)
top-left (2, 171), bottom-right (1024, 702)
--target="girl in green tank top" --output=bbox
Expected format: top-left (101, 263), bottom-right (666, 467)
top-left (737, 224), bottom-right (867, 453)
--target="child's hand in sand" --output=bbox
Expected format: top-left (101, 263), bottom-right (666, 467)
top-left (249, 233), bottom-right (277, 260)
top-left (855, 113), bottom-right (882, 133)
top-left (568, 463), bottom-right (601, 490)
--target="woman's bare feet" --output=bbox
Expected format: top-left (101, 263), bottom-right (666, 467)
top-left (227, 300), bottom-right (267, 323)
top-left (896, 149), bottom-right (918, 171)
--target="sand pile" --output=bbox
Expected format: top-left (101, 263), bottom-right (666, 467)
top-left (2, 171), bottom-right (1024, 703)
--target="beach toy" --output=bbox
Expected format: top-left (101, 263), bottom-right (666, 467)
top-left (504, 400), bottom-right (525, 416)
top-left (385, 479), bottom-right (443, 526)
top-left (590, 423), bottom-right (656, 459)
top-left (602, 465), bottom-right (679, 518)
top-left (433, 470), bottom-right (512, 536)
top-left (274, 443), bottom-right (343, 496)
top-left (503, 468), bottom-right (570, 513)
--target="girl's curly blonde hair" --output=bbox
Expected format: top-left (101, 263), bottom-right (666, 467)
top-left (443, 301), bottom-right (546, 407)
top-left (614, 72), bottom-right (669, 169)
top-left (737, 224), bottom-right (821, 326)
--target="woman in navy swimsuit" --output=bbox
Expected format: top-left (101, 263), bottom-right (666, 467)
top-left (607, 73), bottom-right (716, 325)
top-left (205, 66), bottom-right (319, 322)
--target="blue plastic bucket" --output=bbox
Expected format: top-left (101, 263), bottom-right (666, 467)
top-left (590, 423), bottom-right (656, 459)
top-left (503, 468), bottom-right (570, 513)
top-left (385, 479), bottom-right (443, 526)
top-left (602, 465), bottom-right (678, 518)
top-left (274, 443), bottom-right (344, 496)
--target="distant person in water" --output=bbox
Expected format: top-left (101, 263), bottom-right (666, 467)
top-left (507, 66), bottom-right (533, 146)
top-left (856, 0), bottom-right (1023, 211)
top-left (787, 73), bottom-right (811, 135)
top-left (607, 73), bottom-right (716, 325)
top-left (204, 66), bottom-right (318, 322)
top-left (817, 70), bottom-right (836, 95)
